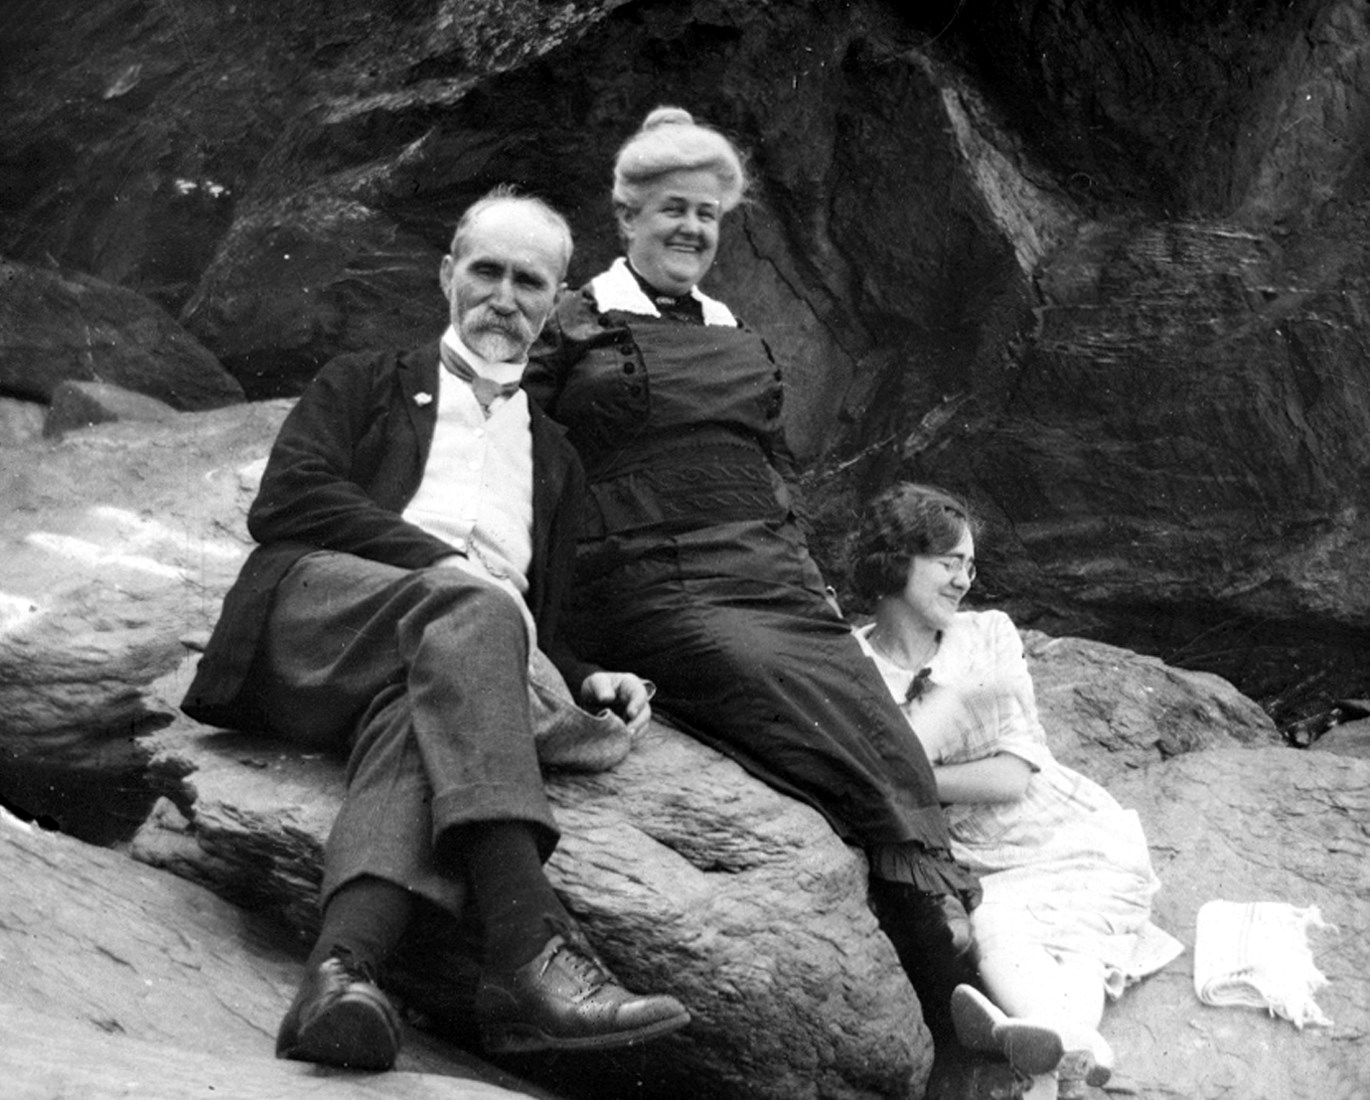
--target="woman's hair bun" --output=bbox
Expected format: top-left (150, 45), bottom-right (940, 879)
top-left (642, 106), bottom-right (695, 130)
top-left (612, 105), bottom-right (749, 213)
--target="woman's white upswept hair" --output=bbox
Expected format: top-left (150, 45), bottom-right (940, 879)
top-left (612, 106), bottom-right (750, 214)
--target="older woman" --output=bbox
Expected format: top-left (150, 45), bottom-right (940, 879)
top-left (849, 483), bottom-right (1182, 1099)
top-left (525, 107), bottom-right (980, 1030)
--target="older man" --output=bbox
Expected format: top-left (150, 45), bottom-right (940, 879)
top-left (183, 189), bottom-right (689, 1069)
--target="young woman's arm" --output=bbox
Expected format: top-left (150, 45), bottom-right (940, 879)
top-left (933, 752), bottom-right (1032, 804)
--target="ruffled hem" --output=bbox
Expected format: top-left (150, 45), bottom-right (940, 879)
top-left (869, 841), bottom-right (984, 910)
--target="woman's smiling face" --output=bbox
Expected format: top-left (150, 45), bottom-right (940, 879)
top-left (619, 168), bottom-right (723, 296)
top-left (901, 527), bottom-right (976, 633)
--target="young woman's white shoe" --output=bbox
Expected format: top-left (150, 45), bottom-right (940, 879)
top-left (950, 984), bottom-right (1065, 1076)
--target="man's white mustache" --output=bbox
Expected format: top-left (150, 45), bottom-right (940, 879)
top-left (471, 314), bottom-right (527, 337)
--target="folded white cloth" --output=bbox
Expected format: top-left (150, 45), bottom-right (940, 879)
top-left (1193, 900), bottom-right (1333, 1028)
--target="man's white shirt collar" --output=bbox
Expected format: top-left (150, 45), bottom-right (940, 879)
top-left (440, 327), bottom-right (526, 386)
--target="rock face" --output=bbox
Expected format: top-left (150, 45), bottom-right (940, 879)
top-left (0, 259), bottom-right (244, 410)
top-left (0, 809), bottom-right (549, 1100)
top-left (6, 402), bottom-right (1367, 1099)
top-left (1106, 748), bottom-right (1370, 1100)
top-left (4, 0), bottom-right (1369, 715)
top-left (133, 693), bottom-right (928, 1100)
top-left (1023, 632), bottom-right (1283, 783)
top-left (42, 379), bottom-right (180, 438)
top-left (0, 396), bottom-right (46, 446)
top-left (1, 403), bottom-right (930, 1099)
top-left (0, 401), bottom-right (283, 843)
top-left (3, 2), bottom-right (1370, 1095)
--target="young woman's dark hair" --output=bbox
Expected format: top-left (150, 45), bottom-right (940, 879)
top-left (851, 483), bottom-right (978, 601)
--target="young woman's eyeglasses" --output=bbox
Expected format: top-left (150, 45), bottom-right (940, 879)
top-left (923, 555), bottom-right (976, 583)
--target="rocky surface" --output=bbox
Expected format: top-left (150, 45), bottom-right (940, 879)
top-left (1106, 748), bottom-right (1369, 1100)
top-left (3, 0), bottom-right (1370, 717)
top-left (1023, 632), bottom-right (1283, 784)
top-left (1311, 714), bottom-right (1370, 758)
top-left (3, 2), bottom-right (1370, 1096)
top-left (3, 402), bottom-right (931, 1099)
top-left (0, 806), bottom-right (553, 1100)
top-left (4, 402), bottom-right (1366, 1098)
top-left (133, 683), bottom-right (928, 1100)
top-left (43, 379), bottom-right (180, 438)
top-left (0, 259), bottom-right (244, 410)
top-left (0, 394), bottom-right (45, 447)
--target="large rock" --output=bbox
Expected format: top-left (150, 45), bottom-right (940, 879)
top-left (132, 675), bottom-right (928, 1100)
top-left (11, 401), bottom-right (1368, 1099)
top-left (1024, 631), bottom-right (1281, 782)
top-left (0, 808), bottom-right (548, 1100)
top-left (0, 395), bottom-right (45, 446)
top-left (43, 379), bottom-right (180, 438)
top-left (2, 3), bottom-right (1367, 1094)
top-left (7, 0), bottom-right (1370, 707)
top-left (0, 400), bottom-right (283, 842)
top-left (1311, 714), bottom-right (1370, 758)
top-left (0, 259), bottom-right (245, 410)
top-left (1, 389), bottom-right (930, 1096)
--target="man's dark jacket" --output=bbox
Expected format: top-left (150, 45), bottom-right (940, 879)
top-left (182, 341), bottom-right (595, 732)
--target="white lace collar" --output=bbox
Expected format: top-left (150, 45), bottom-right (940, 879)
top-left (587, 257), bottom-right (738, 327)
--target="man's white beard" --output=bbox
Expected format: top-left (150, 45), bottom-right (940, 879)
top-left (462, 317), bottom-right (529, 363)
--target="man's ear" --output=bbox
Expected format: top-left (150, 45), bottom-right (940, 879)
top-left (438, 253), bottom-right (454, 296)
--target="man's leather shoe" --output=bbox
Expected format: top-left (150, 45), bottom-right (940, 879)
top-left (475, 933), bottom-right (691, 1053)
top-left (276, 952), bottom-right (402, 1070)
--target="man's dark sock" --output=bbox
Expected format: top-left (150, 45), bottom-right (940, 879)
top-left (452, 819), bottom-right (568, 972)
top-left (307, 875), bottom-right (414, 976)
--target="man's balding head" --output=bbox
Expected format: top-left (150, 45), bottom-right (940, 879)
top-left (439, 189), bottom-right (573, 362)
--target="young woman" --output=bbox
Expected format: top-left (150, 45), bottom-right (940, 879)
top-left (849, 483), bottom-right (1181, 1099)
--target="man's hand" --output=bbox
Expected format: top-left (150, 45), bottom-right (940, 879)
top-left (580, 672), bottom-right (654, 735)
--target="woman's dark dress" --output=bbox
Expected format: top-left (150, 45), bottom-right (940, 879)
top-left (525, 261), bottom-right (971, 897)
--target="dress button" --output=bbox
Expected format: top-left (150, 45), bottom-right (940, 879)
top-left (623, 363), bottom-right (636, 374)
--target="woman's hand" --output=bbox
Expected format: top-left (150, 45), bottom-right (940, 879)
top-left (581, 671), bottom-right (655, 735)
top-left (933, 752), bottom-right (1032, 804)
